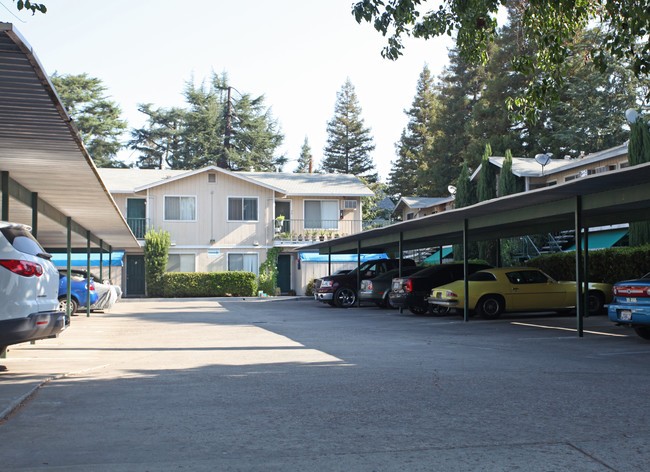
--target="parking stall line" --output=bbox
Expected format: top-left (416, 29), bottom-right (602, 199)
top-left (511, 322), bottom-right (628, 337)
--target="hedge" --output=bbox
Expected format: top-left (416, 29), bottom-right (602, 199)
top-left (161, 271), bottom-right (258, 297)
top-left (527, 245), bottom-right (650, 284)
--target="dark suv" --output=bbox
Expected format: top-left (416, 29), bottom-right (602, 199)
top-left (389, 263), bottom-right (491, 314)
top-left (314, 258), bottom-right (416, 308)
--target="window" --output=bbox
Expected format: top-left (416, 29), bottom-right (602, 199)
top-left (406, 212), bottom-right (414, 220)
top-left (164, 196), bottom-right (196, 221)
top-left (344, 199), bottom-right (357, 209)
top-left (506, 270), bottom-right (548, 284)
top-left (167, 254), bottom-right (195, 272)
top-left (228, 197), bottom-right (258, 221)
top-left (304, 200), bottom-right (338, 229)
top-left (228, 253), bottom-right (259, 275)
top-left (469, 271), bottom-right (497, 282)
top-left (207, 173), bottom-right (217, 183)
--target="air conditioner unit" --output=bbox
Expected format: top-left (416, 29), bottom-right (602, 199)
top-left (343, 200), bottom-right (357, 210)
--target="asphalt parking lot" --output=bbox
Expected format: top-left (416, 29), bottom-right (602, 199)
top-left (1, 297), bottom-right (649, 471)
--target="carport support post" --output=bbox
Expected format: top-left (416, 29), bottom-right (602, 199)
top-left (86, 231), bottom-right (91, 317)
top-left (66, 217), bottom-right (72, 318)
top-left (357, 240), bottom-right (361, 308)
top-left (328, 246), bottom-right (332, 276)
top-left (399, 232), bottom-right (403, 314)
top-left (438, 245), bottom-right (442, 265)
top-left (583, 228), bottom-right (590, 319)
top-left (99, 239), bottom-right (104, 285)
top-left (109, 244), bottom-right (112, 283)
top-left (463, 218), bottom-right (469, 322)
top-left (575, 197), bottom-right (584, 337)
top-left (31, 192), bottom-right (38, 238)
top-left (1, 171), bottom-right (8, 221)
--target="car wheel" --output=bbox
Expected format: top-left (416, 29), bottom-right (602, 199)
top-left (477, 295), bottom-right (503, 320)
top-left (334, 287), bottom-right (356, 308)
top-left (408, 305), bottom-right (429, 315)
top-left (587, 291), bottom-right (605, 315)
top-left (58, 297), bottom-right (79, 315)
top-left (430, 305), bottom-right (451, 316)
top-left (634, 326), bottom-right (650, 340)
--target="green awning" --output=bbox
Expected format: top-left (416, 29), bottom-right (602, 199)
top-left (423, 246), bottom-right (453, 264)
top-left (566, 229), bottom-right (627, 251)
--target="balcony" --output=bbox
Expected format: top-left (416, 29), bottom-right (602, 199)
top-left (127, 217), bottom-right (149, 239)
top-left (271, 218), bottom-right (392, 246)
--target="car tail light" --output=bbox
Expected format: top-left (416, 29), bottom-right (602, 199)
top-left (614, 285), bottom-right (650, 297)
top-left (445, 290), bottom-right (458, 298)
top-left (405, 279), bottom-right (413, 292)
top-left (366, 281), bottom-right (373, 290)
top-left (0, 259), bottom-right (43, 277)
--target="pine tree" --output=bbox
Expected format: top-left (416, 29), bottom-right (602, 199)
top-left (498, 150), bottom-right (521, 197)
top-left (129, 104), bottom-right (185, 169)
top-left (453, 162), bottom-right (478, 261)
top-left (295, 137), bottom-right (312, 173)
top-left (477, 144), bottom-right (498, 264)
top-left (628, 113), bottom-right (650, 246)
top-left (322, 79), bottom-right (377, 181)
top-left (388, 65), bottom-right (441, 199)
top-left (51, 72), bottom-right (128, 168)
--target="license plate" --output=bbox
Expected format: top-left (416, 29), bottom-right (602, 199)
top-left (392, 282), bottom-right (400, 290)
top-left (620, 310), bottom-right (632, 321)
top-left (625, 298), bottom-right (637, 303)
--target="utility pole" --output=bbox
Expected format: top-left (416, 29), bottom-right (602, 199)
top-left (219, 86), bottom-right (233, 169)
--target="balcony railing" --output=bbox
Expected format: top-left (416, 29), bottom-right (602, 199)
top-left (271, 218), bottom-right (392, 245)
top-left (127, 217), bottom-right (149, 239)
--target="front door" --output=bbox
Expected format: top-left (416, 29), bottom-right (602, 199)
top-left (126, 254), bottom-right (146, 296)
top-left (277, 254), bottom-right (291, 294)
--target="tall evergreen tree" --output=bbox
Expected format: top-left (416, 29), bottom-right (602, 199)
top-left (477, 144), bottom-right (498, 264)
top-left (295, 137), bottom-right (312, 173)
top-left (453, 162), bottom-right (478, 261)
top-left (498, 150), bottom-right (521, 197)
top-left (388, 65), bottom-right (441, 199)
top-left (51, 72), bottom-right (128, 168)
top-left (322, 79), bottom-right (377, 181)
top-left (628, 113), bottom-right (650, 246)
top-left (128, 104), bottom-right (185, 169)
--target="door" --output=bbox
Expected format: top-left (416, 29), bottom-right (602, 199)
top-left (275, 201), bottom-right (291, 233)
top-left (277, 254), bottom-right (291, 294)
top-left (126, 198), bottom-right (147, 238)
top-left (126, 254), bottom-right (146, 296)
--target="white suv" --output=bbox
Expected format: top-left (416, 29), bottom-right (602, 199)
top-left (0, 221), bottom-right (68, 354)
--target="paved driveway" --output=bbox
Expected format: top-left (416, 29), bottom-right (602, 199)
top-left (1, 298), bottom-right (649, 471)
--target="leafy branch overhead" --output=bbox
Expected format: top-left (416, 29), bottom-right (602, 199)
top-left (15, 0), bottom-right (47, 14)
top-left (352, 0), bottom-right (650, 121)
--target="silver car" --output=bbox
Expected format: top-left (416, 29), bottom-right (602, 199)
top-left (0, 221), bottom-right (68, 353)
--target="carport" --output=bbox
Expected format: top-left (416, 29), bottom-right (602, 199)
top-left (306, 161), bottom-right (650, 336)
top-left (0, 23), bottom-right (139, 319)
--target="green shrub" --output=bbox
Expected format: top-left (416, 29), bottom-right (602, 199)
top-left (162, 271), bottom-right (257, 297)
top-left (305, 278), bottom-right (315, 297)
top-left (527, 245), bottom-right (650, 284)
top-left (144, 229), bottom-right (170, 297)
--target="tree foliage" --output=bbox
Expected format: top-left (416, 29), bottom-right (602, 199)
top-left (129, 73), bottom-right (285, 171)
top-left (628, 113), bottom-right (650, 246)
top-left (498, 149), bottom-right (521, 197)
top-left (322, 79), bottom-right (378, 181)
top-left (295, 137), bottom-right (313, 173)
top-left (388, 65), bottom-right (441, 199)
top-left (352, 0), bottom-right (650, 121)
top-left (144, 228), bottom-right (171, 297)
top-left (51, 73), bottom-right (128, 168)
top-left (14, 0), bottom-right (46, 14)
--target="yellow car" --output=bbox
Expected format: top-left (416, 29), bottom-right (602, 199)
top-left (428, 267), bottom-right (613, 319)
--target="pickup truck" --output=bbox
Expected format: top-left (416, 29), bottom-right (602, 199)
top-left (314, 258), bottom-right (416, 308)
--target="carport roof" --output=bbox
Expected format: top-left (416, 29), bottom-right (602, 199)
top-left (304, 161), bottom-right (650, 254)
top-left (0, 23), bottom-right (138, 249)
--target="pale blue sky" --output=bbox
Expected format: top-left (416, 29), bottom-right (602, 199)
top-left (2, 0), bottom-right (453, 180)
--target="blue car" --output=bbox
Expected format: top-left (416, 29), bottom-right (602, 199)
top-left (608, 272), bottom-right (650, 340)
top-left (58, 270), bottom-right (98, 314)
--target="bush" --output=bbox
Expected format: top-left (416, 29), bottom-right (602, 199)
top-left (144, 229), bottom-right (170, 297)
top-left (162, 271), bottom-right (258, 297)
top-left (527, 245), bottom-right (650, 284)
top-left (305, 278), bottom-right (315, 297)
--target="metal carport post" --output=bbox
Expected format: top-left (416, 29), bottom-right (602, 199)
top-left (463, 218), bottom-right (470, 322)
top-left (575, 196), bottom-right (584, 337)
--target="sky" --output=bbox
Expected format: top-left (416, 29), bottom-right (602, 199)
top-left (1, 0), bottom-right (454, 181)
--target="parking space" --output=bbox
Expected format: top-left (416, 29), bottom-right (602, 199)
top-left (1, 297), bottom-right (649, 471)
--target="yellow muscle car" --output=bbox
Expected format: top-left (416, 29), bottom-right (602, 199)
top-left (428, 267), bottom-right (612, 319)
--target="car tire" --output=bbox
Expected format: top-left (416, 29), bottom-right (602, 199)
top-left (476, 295), bottom-right (503, 319)
top-left (58, 297), bottom-right (79, 315)
top-left (408, 305), bottom-right (429, 315)
top-left (587, 291), bottom-right (605, 315)
top-left (430, 305), bottom-right (451, 316)
top-left (334, 287), bottom-right (356, 308)
top-left (634, 326), bottom-right (650, 340)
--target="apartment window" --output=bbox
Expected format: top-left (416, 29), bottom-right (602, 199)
top-left (164, 196), bottom-right (196, 221)
top-left (304, 200), bottom-right (338, 229)
top-left (228, 197), bottom-right (258, 221)
top-left (167, 254), bottom-right (195, 272)
top-left (228, 253), bottom-right (259, 275)
top-left (406, 212), bottom-right (414, 220)
top-left (207, 173), bottom-right (217, 183)
top-left (344, 199), bottom-right (357, 209)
